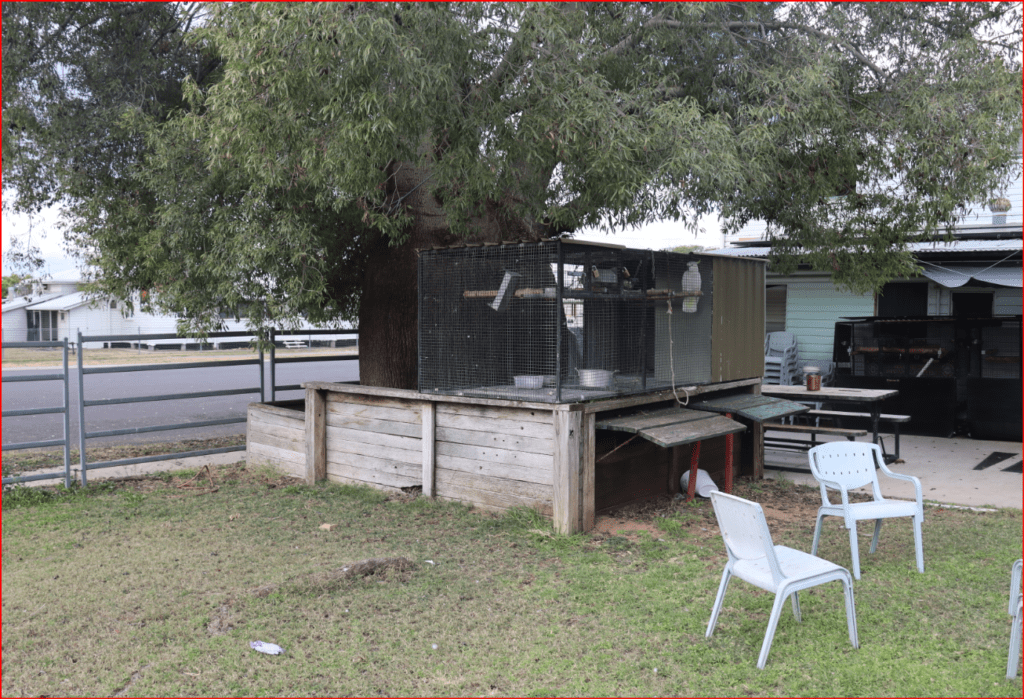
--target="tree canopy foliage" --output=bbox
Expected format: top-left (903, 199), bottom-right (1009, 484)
top-left (4, 2), bottom-right (1021, 387)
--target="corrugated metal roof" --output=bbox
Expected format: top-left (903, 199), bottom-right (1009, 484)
top-left (707, 247), bottom-right (771, 257)
top-left (39, 268), bottom-right (86, 283)
top-left (709, 239), bottom-right (1022, 259)
top-left (909, 239), bottom-right (1022, 253)
top-left (26, 291), bottom-right (93, 311)
top-left (1, 292), bottom-right (63, 312)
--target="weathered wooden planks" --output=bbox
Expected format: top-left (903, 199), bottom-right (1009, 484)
top-left (327, 395), bottom-right (422, 425)
top-left (431, 402), bottom-right (556, 516)
top-left (553, 410), bottom-right (583, 535)
top-left (434, 451), bottom-right (553, 486)
top-left (325, 450), bottom-right (421, 490)
top-left (422, 402), bottom-right (436, 498)
top-left (248, 442), bottom-right (305, 476)
top-left (246, 403), bottom-right (306, 478)
top-left (434, 467), bottom-right (553, 516)
top-left (305, 388), bottom-right (327, 485)
top-left (434, 425), bottom-right (553, 455)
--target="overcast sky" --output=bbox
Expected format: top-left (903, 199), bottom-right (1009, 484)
top-left (2, 202), bottom-right (726, 278)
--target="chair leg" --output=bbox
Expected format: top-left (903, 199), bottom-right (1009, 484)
top-left (811, 511), bottom-right (827, 556)
top-left (789, 591), bottom-right (801, 623)
top-left (706, 568), bottom-right (732, 638)
top-left (1008, 603), bottom-right (1022, 680)
top-left (869, 518), bottom-right (882, 554)
top-left (757, 592), bottom-right (789, 669)
top-left (913, 514), bottom-right (925, 574)
top-left (848, 522), bottom-right (862, 580)
top-left (841, 573), bottom-right (859, 649)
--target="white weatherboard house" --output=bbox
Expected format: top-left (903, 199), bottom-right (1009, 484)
top-left (2, 268), bottom-right (351, 349)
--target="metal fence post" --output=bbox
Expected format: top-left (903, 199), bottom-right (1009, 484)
top-left (62, 338), bottom-right (71, 489)
top-left (77, 329), bottom-right (88, 487)
top-left (259, 340), bottom-right (266, 403)
top-left (270, 327), bottom-right (277, 403)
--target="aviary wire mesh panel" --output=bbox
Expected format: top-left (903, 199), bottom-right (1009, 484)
top-left (418, 241), bottom-right (713, 403)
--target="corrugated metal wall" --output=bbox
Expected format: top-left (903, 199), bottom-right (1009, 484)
top-left (710, 256), bottom-right (765, 381)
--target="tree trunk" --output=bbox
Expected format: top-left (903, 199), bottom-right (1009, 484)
top-left (357, 162), bottom-right (523, 389)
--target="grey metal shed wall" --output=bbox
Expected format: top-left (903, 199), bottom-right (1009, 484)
top-left (710, 257), bottom-right (765, 382)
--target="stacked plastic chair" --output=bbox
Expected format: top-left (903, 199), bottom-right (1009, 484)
top-left (763, 332), bottom-right (799, 385)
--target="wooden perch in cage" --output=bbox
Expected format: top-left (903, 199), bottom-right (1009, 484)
top-left (464, 287), bottom-right (554, 299)
top-left (463, 288), bottom-right (702, 300)
top-left (643, 289), bottom-right (703, 300)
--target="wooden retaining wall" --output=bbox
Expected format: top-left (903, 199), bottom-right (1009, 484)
top-left (246, 379), bottom-right (761, 535)
top-left (433, 402), bottom-right (556, 516)
top-left (324, 392), bottom-right (423, 490)
top-left (246, 401), bottom-right (306, 478)
top-left (316, 392), bottom-right (559, 517)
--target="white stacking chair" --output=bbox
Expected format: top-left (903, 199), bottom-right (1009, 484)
top-left (808, 442), bottom-right (924, 580)
top-left (1009, 559), bottom-right (1022, 679)
top-left (764, 332), bottom-right (799, 385)
top-left (706, 491), bottom-right (859, 669)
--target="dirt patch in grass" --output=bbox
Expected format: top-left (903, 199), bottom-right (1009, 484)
top-left (592, 476), bottom-right (870, 544)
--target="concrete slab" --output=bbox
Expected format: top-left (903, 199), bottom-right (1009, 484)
top-left (764, 431), bottom-right (1023, 510)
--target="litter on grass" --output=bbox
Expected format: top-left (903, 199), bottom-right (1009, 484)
top-left (250, 641), bottom-right (284, 655)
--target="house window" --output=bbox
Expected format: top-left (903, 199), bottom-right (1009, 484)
top-left (878, 282), bottom-right (928, 318)
top-left (952, 291), bottom-right (993, 318)
top-left (110, 300), bottom-right (118, 309)
top-left (27, 310), bottom-right (59, 341)
top-left (765, 285), bottom-right (787, 334)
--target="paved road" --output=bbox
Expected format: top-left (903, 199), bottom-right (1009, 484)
top-left (1, 358), bottom-right (360, 448)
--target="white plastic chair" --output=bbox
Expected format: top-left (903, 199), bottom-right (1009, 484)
top-left (764, 332), bottom-right (799, 385)
top-left (706, 491), bottom-right (859, 669)
top-left (808, 442), bottom-right (924, 580)
top-left (1009, 559), bottom-right (1022, 679)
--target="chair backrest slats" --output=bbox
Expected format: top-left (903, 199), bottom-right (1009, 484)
top-left (809, 442), bottom-right (883, 495)
top-left (766, 332), bottom-right (797, 356)
top-left (710, 491), bottom-right (783, 584)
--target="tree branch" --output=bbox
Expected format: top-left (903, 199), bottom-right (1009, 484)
top-left (605, 17), bottom-right (888, 81)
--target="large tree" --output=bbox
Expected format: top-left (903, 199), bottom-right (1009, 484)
top-left (4, 2), bottom-right (1021, 389)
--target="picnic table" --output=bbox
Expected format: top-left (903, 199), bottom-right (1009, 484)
top-left (759, 384), bottom-right (900, 460)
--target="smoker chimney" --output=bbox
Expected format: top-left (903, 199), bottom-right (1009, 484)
top-left (989, 197), bottom-right (1011, 225)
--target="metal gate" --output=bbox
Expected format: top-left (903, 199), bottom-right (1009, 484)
top-left (2, 340), bottom-right (72, 487)
top-left (72, 328), bottom-right (359, 486)
top-left (73, 330), bottom-right (265, 486)
top-left (2, 330), bottom-right (358, 487)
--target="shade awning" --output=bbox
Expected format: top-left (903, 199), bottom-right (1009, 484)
top-left (919, 263), bottom-right (1022, 289)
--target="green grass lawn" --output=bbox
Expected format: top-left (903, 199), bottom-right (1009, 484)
top-left (2, 465), bottom-right (1021, 697)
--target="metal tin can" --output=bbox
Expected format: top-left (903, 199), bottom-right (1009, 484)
top-left (806, 371), bottom-right (821, 391)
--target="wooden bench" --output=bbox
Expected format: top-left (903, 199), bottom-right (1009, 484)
top-left (803, 410), bottom-right (910, 461)
top-left (763, 422), bottom-right (868, 454)
top-left (283, 340), bottom-right (307, 349)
